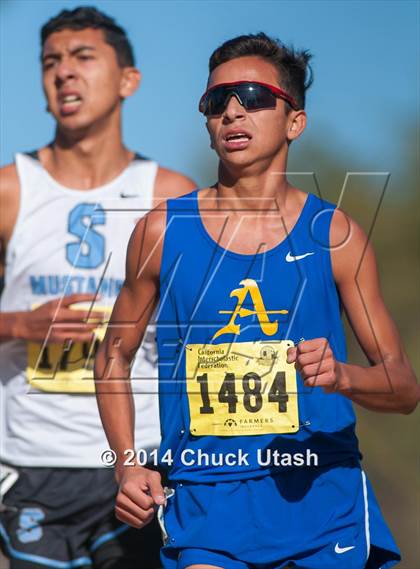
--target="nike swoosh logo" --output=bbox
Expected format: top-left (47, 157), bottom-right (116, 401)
top-left (120, 192), bottom-right (137, 198)
top-left (334, 543), bottom-right (355, 554)
top-left (285, 251), bottom-right (315, 262)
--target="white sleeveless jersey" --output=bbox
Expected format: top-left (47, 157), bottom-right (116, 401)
top-left (0, 152), bottom-right (161, 467)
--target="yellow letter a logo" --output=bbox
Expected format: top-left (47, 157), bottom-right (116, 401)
top-left (212, 279), bottom-right (288, 340)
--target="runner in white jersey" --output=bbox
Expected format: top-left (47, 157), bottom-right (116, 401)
top-left (0, 7), bottom-right (195, 569)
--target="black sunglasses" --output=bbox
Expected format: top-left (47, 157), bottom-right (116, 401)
top-left (199, 81), bottom-right (298, 116)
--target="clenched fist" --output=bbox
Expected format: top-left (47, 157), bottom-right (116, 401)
top-left (115, 466), bottom-right (165, 529)
top-left (287, 338), bottom-right (347, 393)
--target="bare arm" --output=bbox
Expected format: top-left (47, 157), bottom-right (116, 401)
top-left (94, 203), bottom-right (167, 528)
top-left (0, 163), bottom-right (20, 283)
top-left (331, 210), bottom-right (418, 413)
top-left (288, 209), bottom-right (418, 414)
top-left (0, 163), bottom-right (102, 343)
top-left (0, 164), bottom-right (19, 336)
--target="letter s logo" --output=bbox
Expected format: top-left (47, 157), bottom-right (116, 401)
top-left (17, 507), bottom-right (45, 543)
top-left (66, 203), bottom-right (106, 268)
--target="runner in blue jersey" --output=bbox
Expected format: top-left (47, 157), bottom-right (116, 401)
top-left (95, 33), bottom-right (418, 569)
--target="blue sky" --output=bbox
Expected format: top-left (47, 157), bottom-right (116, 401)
top-left (0, 0), bottom-right (418, 188)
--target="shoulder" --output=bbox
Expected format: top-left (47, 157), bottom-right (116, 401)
top-left (0, 162), bottom-right (20, 244)
top-left (154, 166), bottom-right (196, 202)
top-left (0, 162), bottom-right (20, 197)
top-left (128, 201), bottom-right (168, 260)
top-left (138, 200), bottom-right (168, 240)
top-left (125, 201), bottom-right (169, 284)
top-left (330, 206), bottom-right (375, 285)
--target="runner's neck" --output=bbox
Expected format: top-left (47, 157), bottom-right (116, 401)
top-left (212, 176), bottom-right (293, 214)
top-left (217, 147), bottom-right (290, 210)
top-left (39, 110), bottom-right (133, 189)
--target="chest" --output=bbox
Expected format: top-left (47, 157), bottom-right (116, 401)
top-left (200, 212), bottom-right (300, 256)
top-left (9, 194), bottom-right (143, 276)
top-left (163, 248), bottom-right (324, 338)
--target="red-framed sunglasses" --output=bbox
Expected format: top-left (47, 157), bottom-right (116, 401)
top-left (199, 81), bottom-right (298, 116)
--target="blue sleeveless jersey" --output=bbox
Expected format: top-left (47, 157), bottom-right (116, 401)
top-left (156, 190), bottom-right (361, 482)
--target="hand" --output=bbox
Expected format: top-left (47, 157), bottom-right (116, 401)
top-left (287, 338), bottom-right (346, 393)
top-left (13, 294), bottom-right (105, 343)
top-left (115, 466), bottom-right (165, 528)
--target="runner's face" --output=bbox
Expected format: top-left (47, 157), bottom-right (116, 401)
top-left (42, 28), bottom-right (133, 131)
top-left (205, 56), bottom-right (303, 167)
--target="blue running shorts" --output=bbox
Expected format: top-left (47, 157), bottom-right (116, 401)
top-left (160, 460), bottom-right (400, 569)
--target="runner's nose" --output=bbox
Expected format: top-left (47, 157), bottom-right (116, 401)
top-left (222, 94), bottom-right (246, 121)
top-left (54, 60), bottom-right (77, 86)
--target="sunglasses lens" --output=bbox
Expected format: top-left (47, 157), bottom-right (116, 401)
top-left (240, 84), bottom-right (277, 110)
top-left (201, 83), bottom-right (277, 116)
top-left (202, 85), bottom-right (230, 115)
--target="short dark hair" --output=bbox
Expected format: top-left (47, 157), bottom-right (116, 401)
top-left (41, 6), bottom-right (135, 67)
top-left (209, 32), bottom-right (313, 110)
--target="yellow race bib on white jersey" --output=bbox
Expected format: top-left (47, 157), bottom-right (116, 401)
top-left (27, 305), bottom-right (111, 393)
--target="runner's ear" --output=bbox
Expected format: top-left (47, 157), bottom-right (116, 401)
top-left (287, 110), bottom-right (307, 142)
top-left (120, 67), bottom-right (141, 99)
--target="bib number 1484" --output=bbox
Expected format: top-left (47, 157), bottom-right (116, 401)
top-left (186, 341), bottom-right (299, 436)
top-left (197, 370), bottom-right (289, 414)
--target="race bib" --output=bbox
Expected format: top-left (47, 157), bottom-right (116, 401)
top-left (186, 341), bottom-right (299, 436)
top-left (27, 305), bottom-right (111, 394)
